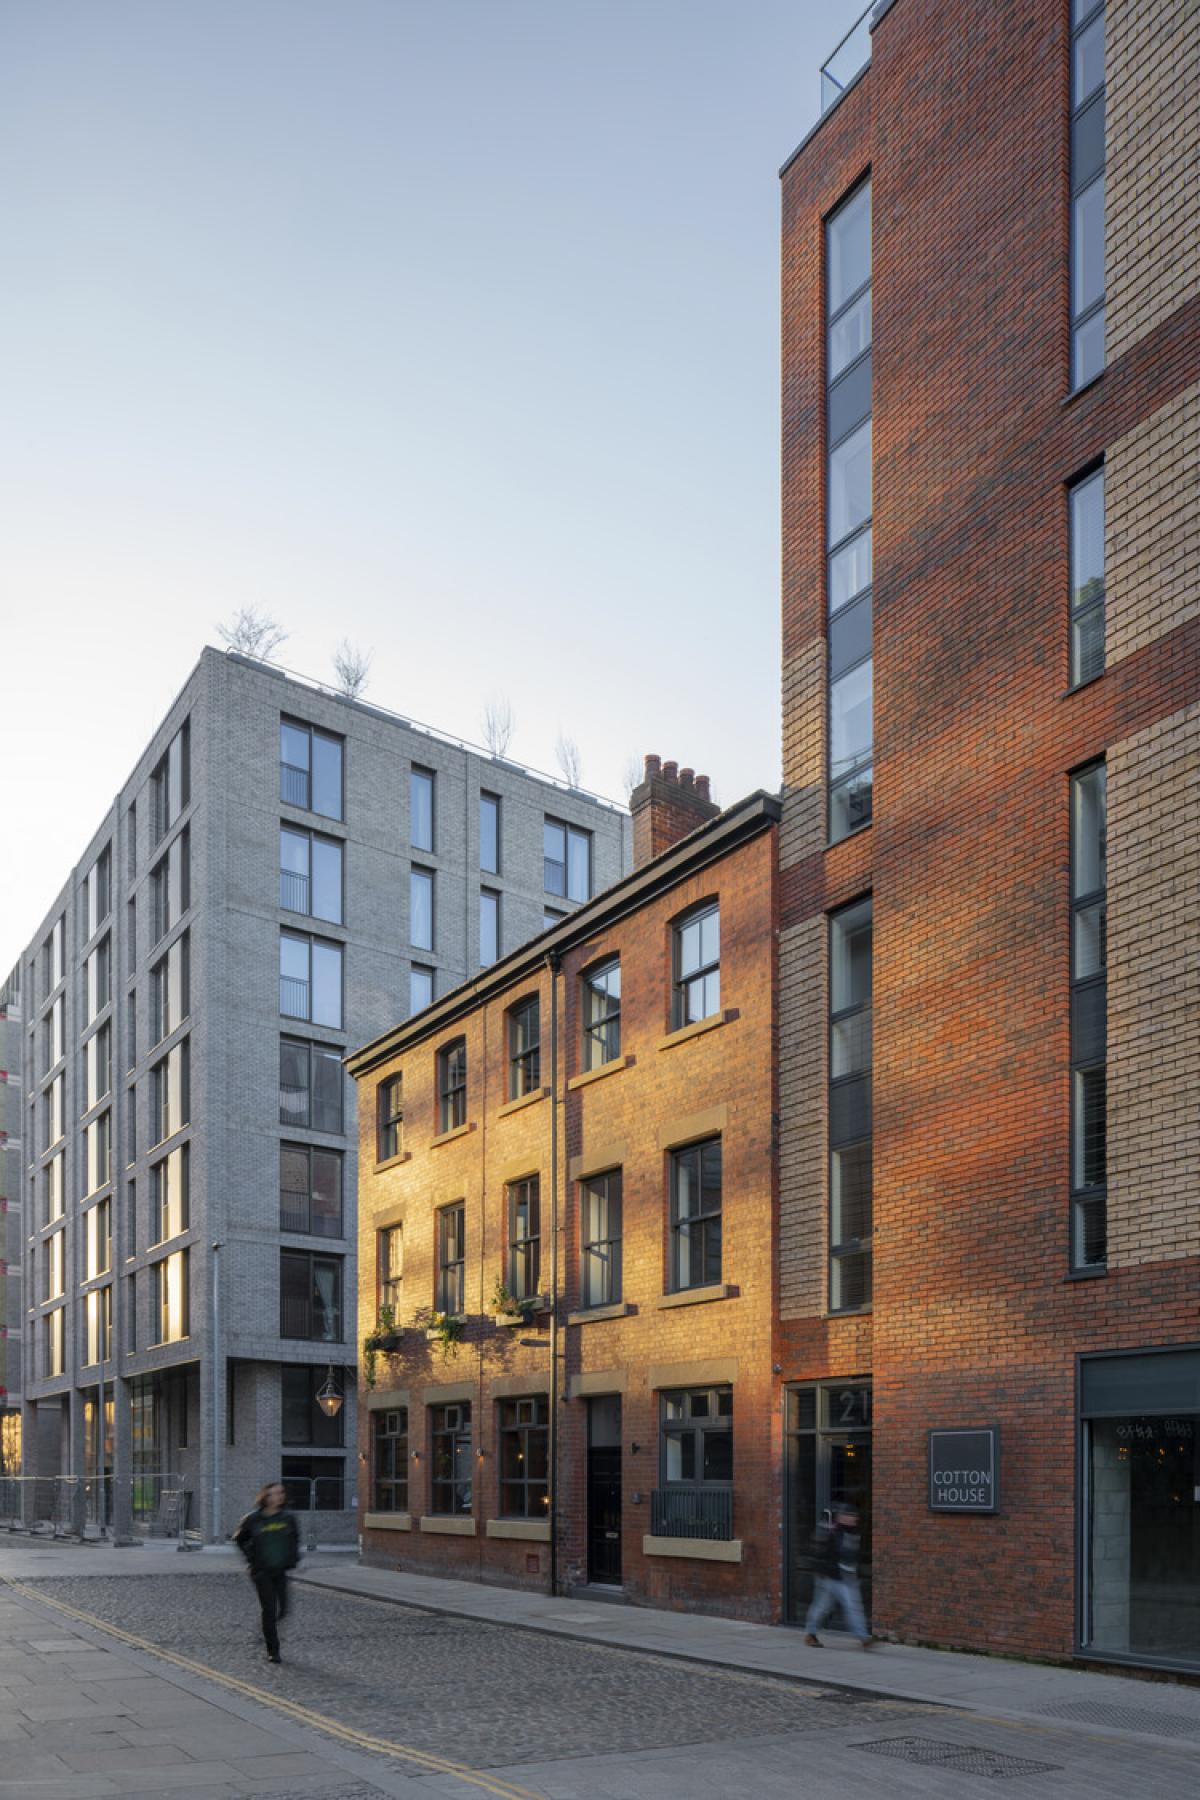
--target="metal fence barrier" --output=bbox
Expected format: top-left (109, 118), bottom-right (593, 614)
top-left (0, 1473), bottom-right (190, 1540)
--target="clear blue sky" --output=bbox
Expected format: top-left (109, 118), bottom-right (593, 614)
top-left (1, 0), bottom-right (844, 962)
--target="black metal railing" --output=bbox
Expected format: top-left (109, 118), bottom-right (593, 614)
top-left (281, 763), bottom-right (310, 808)
top-left (280, 869), bottom-right (310, 913)
top-left (650, 1486), bottom-right (733, 1541)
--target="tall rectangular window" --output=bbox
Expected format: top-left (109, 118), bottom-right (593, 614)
top-left (84, 1022), bottom-right (112, 1111)
top-left (1069, 465), bottom-right (1105, 686)
top-left (669, 1139), bottom-right (722, 1292)
top-left (45, 1228), bottom-right (65, 1300)
top-left (85, 1109), bottom-right (112, 1195)
top-left (480, 889), bottom-right (500, 967)
top-left (410, 868), bottom-right (434, 952)
top-left (826, 179), bottom-right (873, 842)
top-left (151, 721), bottom-right (190, 845)
top-left (45, 1307), bottom-right (65, 1377)
top-left (544, 819), bottom-right (590, 902)
top-left (83, 1284), bottom-right (113, 1367)
top-left (507, 997), bottom-right (540, 1098)
top-left (377, 1074), bottom-right (403, 1161)
top-left (280, 719), bottom-right (343, 820)
top-left (85, 935), bottom-right (112, 1023)
top-left (150, 828), bottom-right (190, 946)
top-left (373, 1407), bottom-right (408, 1512)
top-left (154, 1143), bottom-right (189, 1242)
top-left (480, 792), bottom-right (500, 874)
top-left (499, 1397), bottom-right (549, 1518)
top-left (84, 846), bottom-right (112, 941)
top-left (279, 932), bottom-right (343, 1028)
top-left (582, 958), bottom-right (620, 1069)
top-left (280, 827), bottom-right (344, 924)
top-left (279, 1143), bottom-right (343, 1237)
top-left (280, 1249), bottom-right (343, 1341)
top-left (829, 898), bottom-right (872, 1311)
top-left (410, 767), bottom-right (435, 853)
top-left (581, 1169), bottom-right (622, 1308)
top-left (430, 1402), bottom-right (472, 1514)
top-left (507, 1177), bottom-right (540, 1300)
top-left (1071, 762), bottom-right (1107, 1268)
top-left (409, 965), bottom-right (434, 1015)
top-left (673, 905), bottom-right (720, 1027)
top-left (436, 1202), bottom-right (465, 1314)
top-left (86, 1196), bottom-right (112, 1278)
top-left (153, 1249), bottom-right (189, 1344)
top-left (379, 1225), bottom-right (403, 1309)
top-left (150, 931), bottom-right (190, 1044)
top-left (282, 1365), bottom-right (345, 1448)
top-left (438, 1039), bottom-right (466, 1133)
top-left (1071, 0), bottom-right (1106, 388)
top-left (151, 1039), bottom-right (189, 1143)
top-left (279, 1037), bottom-right (343, 1132)
top-left (43, 1153), bottom-right (64, 1225)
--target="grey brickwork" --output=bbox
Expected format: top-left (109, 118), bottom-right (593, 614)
top-left (0, 965), bottom-right (23, 1467)
top-left (13, 647), bottom-right (630, 1536)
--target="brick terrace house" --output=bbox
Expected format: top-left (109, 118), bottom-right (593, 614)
top-left (777, 0), bottom-right (1200, 1669)
top-left (349, 767), bottom-right (781, 1616)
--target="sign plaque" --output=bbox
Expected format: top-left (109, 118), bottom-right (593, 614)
top-left (928, 1427), bottom-right (999, 1513)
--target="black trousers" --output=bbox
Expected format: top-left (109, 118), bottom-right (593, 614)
top-left (253, 1570), bottom-right (289, 1655)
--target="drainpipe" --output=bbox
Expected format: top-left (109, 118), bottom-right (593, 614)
top-left (544, 949), bottom-right (561, 1596)
top-left (212, 1241), bottom-right (223, 1541)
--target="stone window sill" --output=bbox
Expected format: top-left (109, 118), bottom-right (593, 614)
top-left (419, 1514), bottom-right (476, 1536)
top-left (430, 1121), bottom-right (474, 1149)
top-left (656, 1283), bottom-right (737, 1310)
top-left (656, 1009), bottom-right (737, 1054)
top-left (497, 1087), bottom-right (550, 1119)
top-left (567, 1055), bottom-right (635, 1092)
top-left (642, 1534), bottom-right (742, 1564)
top-left (486, 1519), bottom-right (551, 1542)
top-left (363, 1511), bottom-right (412, 1532)
top-left (375, 1150), bottom-right (411, 1173)
top-left (566, 1301), bottom-right (634, 1326)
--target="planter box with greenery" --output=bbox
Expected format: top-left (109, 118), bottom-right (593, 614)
top-left (490, 1281), bottom-right (549, 1328)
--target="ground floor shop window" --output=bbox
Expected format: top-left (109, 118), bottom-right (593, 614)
top-left (373, 1408), bottom-right (408, 1513)
top-left (499, 1397), bottom-right (548, 1518)
top-left (430, 1402), bottom-right (471, 1514)
top-left (1080, 1349), bottom-right (1200, 1666)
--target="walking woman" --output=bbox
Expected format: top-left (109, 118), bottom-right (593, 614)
top-left (233, 1481), bottom-right (301, 1664)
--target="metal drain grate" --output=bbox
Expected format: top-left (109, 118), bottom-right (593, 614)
top-left (1039, 1699), bottom-right (1200, 1740)
top-left (856, 1736), bottom-right (1061, 1778)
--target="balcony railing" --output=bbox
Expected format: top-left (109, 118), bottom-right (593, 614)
top-left (281, 763), bottom-right (310, 808)
top-left (280, 1296), bottom-right (341, 1341)
top-left (280, 975), bottom-right (309, 1019)
top-left (821, 3), bottom-right (873, 112)
top-left (280, 1191), bottom-right (341, 1237)
top-left (280, 869), bottom-right (310, 913)
top-left (280, 1084), bottom-right (309, 1126)
top-left (651, 1486), bottom-right (733, 1541)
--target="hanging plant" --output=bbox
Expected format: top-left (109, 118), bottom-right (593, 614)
top-left (361, 1305), bottom-right (406, 1388)
top-left (413, 1307), bottom-right (465, 1361)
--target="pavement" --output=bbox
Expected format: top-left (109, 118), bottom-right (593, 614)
top-left (0, 1538), bottom-right (1196, 1799)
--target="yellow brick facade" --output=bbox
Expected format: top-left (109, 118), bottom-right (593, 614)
top-left (1106, 0), bottom-right (1200, 363)
top-left (1106, 380), bottom-right (1200, 665)
top-left (1106, 699), bottom-right (1200, 1268)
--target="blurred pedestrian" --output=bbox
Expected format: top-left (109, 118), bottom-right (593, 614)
top-left (233, 1481), bottom-right (301, 1664)
top-left (804, 1505), bottom-right (874, 1649)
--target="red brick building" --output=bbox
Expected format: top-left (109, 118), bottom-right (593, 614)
top-left (777, 0), bottom-right (1200, 1671)
top-left (349, 773), bottom-right (781, 1616)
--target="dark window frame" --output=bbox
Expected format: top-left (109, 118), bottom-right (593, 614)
top-left (498, 1396), bottom-right (549, 1519)
top-left (659, 1385), bottom-right (733, 1488)
top-left (436, 1202), bottom-right (465, 1315)
top-left (373, 1406), bottom-right (409, 1512)
top-left (279, 928), bottom-right (344, 1029)
top-left (438, 1038), bottom-right (467, 1132)
top-left (279, 1036), bottom-right (344, 1134)
top-left (580, 1169), bottom-right (622, 1308)
top-left (480, 888), bottom-right (500, 967)
top-left (429, 1401), bottom-right (472, 1514)
top-left (829, 896), bottom-right (873, 1314)
top-left (377, 1074), bottom-right (403, 1162)
top-left (672, 903), bottom-right (721, 1029)
top-left (506, 1176), bottom-right (540, 1301)
top-left (1068, 461), bottom-right (1106, 689)
top-left (1070, 760), bottom-right (1107, 1271)
top-left (279, 1141), bottom-right (344, 1238)
top-left (668, 1138), bottom-right (722, 1293)
top-left (508, 996), bottom-right (540, 1097)
top-left (378, 1224), bottom-right (403, 1309)
top-left (480, 791), bottom-right (501, 875)
top-left (543, 817), bottom-right (591, 902)
top-left (279, 716), bottom-right (344, 821)
top-left (1069, 0), bottom-right (1106, 390)
top-left (279, 1248), bottom-right (344, 1343)
top-left (410, 766), bottom-right (436, 854)
top-left (582, 956), bottom-right (621, 1070)
top-left (281, 1364), bottom-right (345, 1447)
top-left (279, 823), bottom-right (345, 924)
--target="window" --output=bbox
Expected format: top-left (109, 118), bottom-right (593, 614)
top-left (1071, 762), bottom-right (1107, 1269)
top-left (373, 1408), bottom-right (408, 1512)
top-left (826, 180), bottom-right (873, 842)
top-left (544, 819), bottom-right (590, 901)
top-left (84, 1110), bottom-right (112, 1195)
top-left (127, 801), bottom-right (137, 880)
top-left (150, 932), bottom-right (190, 1044)
top-left (280, 1249), bottom-right (343, 1341)
top-left (582, 959), bottom-right (620, 1070)
top-left (438, 1039), bottom-right (467, 1132)
top-left (151, 721), bottom-right (190, 844)
top-left (410, 767), bottom-right (435, 853)
top-left (379, 1225), bottom-right (403, 1309)
top-left (507, 1177), bottom-right (540, 1300)
top-left (279, 931), bottom-right (343, 1028)
top-left (83, 1285), bottom-right (113, 1368)
top-left (45, 1228), bottom-right (65, 1300)
top-left (1069, 465), bottom-right (1105, 686)
top-left (1071, 0), bottom-right (1106, 388)
top-left (151, 1038), bottom-right (190, 1143)
top-left (544, 907), bottom-right (566, 930)
top-left (150, 828), bottom-right (190, 945)
top-left (429, 1402), bottom-right (472, 1514)
top-left (44, 1307), bottom-right (65, 1378)
top-left (86, 1196), bottom-right (112, 1278)
top-left (673, 905), bottom-right (720, 1027)
top-left (126, 989), bottom-right (136, 1069)
top-left (508, 997), bottom-right (540, 1098)
top-left (50, 993), bottom-right (65, 1067)
top-left (829, 898), bottom-right (872, 1311)
top-left (127, 1272), bottom-right (137, 1351)
top-left (279, 1143), bottom-right (343, 1237)
top-left (280, 827), bottom-right (344, 924)
top-left (581, 1170), bottom-right (622, 1308)
top-left (84, 846), bottom-right (112, 941)
top-left (126, 1082), bottom-right (137, 1165)
top-left (83, 1022), bottom-right (111, 1111)
top-left (499, 1397), bottom-right (549, 1518)
top-left (279, 1037), bottom-right (343, 1133)
top-left (409, 965), bottom-right (434, 1015)
top-left (669, 1139), bottom-right (722, 1291)
top-left (436, 1202), bottom-right (465, 1314)
top-left (480, 889), bottom-right (500, 967)
top-left (377, 1075), bottom-right (403, 1161)
top-left (410, 868), bottom-right (434, 952)
top-left (42, 1153), bottom-right (64, 1226)
top-left (127, 896), bottom-right (136, 976)
top-left (153, 1144), bottom-right (189, 1242)
top-left (282, 1365), bottom-right (344, 1447)
top-left (153, 1249), bottom-right (190, 1343)
top-left (661, 1386), bottom-right (733, 1486)
top-left (44, 1073), bottom-right (65, 1150)
top-left (280, 718), bottom-right (343, 820)
top-left (85, 935), bottom-right (112, 1023)
top-left (125, 1178), bottom-right (137, 1259)
top-left (480, 792), bottom-right (500, 874)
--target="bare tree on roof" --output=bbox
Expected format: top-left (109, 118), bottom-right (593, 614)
top-left (555, 732), bottom-right (583, 789)
top-left (622, 755), bottom-right (643, 801)
top-left (216, 607), bottom-right (288, 660)
top-left (332, 640), bottom-right (373, 700)
top-left (482, 695), bottom-right (515, 758)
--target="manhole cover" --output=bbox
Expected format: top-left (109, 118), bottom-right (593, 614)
top-left (1039, 1699), bottom-right (1200, 1740)
top-left (857, 1736), bottom-right (1061, 1778)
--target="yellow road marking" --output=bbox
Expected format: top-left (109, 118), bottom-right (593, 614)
top-left (3, 1576), bottom-right (546, 1800)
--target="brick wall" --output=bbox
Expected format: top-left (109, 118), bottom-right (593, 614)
top-left (1107, 381), bottom-right (1200, 664)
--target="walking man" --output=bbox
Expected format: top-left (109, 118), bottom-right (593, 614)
top-left (233, 1481), bottom-right (301, 1664)
top-left (804, 1504), bottom-right (873, 1648)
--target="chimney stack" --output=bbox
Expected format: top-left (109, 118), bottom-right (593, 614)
top-left (630, 753), bottom-right (721, 868)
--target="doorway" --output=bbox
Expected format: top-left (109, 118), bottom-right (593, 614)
top-left (785, 1381), bottom-right (872, 1624)
top-left (586, 1395), bottom-right (622, 1586)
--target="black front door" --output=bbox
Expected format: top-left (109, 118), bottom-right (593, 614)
top-left (785, 1381), bottom-right (873, 1624)
top-left (587, 1395), bottom-right (622, 1585)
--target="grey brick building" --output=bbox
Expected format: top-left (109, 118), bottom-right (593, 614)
top-left (15, 648), bottom-right (629, 1538)
top-left (0, 966), bottom-right (23, 1471)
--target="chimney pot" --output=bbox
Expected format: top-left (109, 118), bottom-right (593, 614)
top-left (662, 760), bottom-right (678, 782)
top-left (695, 775), bottom-right (711, 801)
top-left (679, 767), bottom-right (694, 787)
top-left (644, 753), bottom-right (661, 779)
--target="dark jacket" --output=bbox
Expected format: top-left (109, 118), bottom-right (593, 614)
top-left (233, 1506), bottom-right (301, 1577)
top-left (811, 1519), bottom-right (860, 1580)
